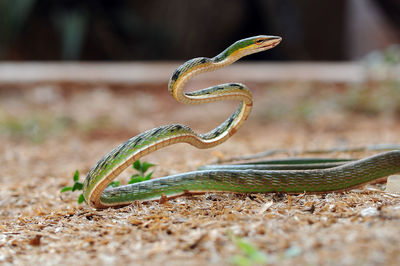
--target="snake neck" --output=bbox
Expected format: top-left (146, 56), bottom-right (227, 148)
top-left (168, 52), bottom-right (246, 105)
top-left (166, 52), bottom-right (253, 148)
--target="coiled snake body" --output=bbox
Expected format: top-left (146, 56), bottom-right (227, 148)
top-left (83, 35), bottom-right (400, 209)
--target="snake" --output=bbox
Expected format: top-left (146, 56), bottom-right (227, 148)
top-left (83, 35), bottom-right (400, 209)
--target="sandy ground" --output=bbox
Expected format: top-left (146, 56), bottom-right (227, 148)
top-left (1, 81), bottom-right (400, 265)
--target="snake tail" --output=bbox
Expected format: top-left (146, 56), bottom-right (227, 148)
top-left (99, 150), bottom-right (400, 205)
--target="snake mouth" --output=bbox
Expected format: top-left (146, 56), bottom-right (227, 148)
top-left (262, 38), bottom-right (282, 49)
top-left (262, 43), bottom-right (277, 49)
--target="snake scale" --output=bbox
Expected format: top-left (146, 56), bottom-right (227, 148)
top-left (83, 35), bottom-right (400, 209)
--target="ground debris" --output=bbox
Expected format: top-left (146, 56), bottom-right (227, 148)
top-left (2, 86), bottom-right (400, 265)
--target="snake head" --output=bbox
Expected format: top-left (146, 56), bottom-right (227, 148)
top-left (216, 35), bottom-right (282, 61)
top-left (253, 35), bottom-right (282, 49)
top-left (239, 35), bottom-right (282, 56)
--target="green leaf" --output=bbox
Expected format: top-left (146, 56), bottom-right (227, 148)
top-left (141, 162), bottom-right (155, 173)
top-left (133, 160), bottom-right (141, 171)
top-left (229, 233), bottom-right (268, 266)
top-left (60, 186), bottom-right (73, 193)
top-left (73, 170), bottom-right (80, 182)
top-left (144, 171), bottom-right (153, 180)
top-left (108, 181), bottom-right (120, 187)
top-left (128, 176), bottom-right (146, 184)
top-left (72, 182), bottom-right (83, 191)
top-left (78, 194), bottom-right (85, 204)
top-left (235, 238), bottom-right (258, 255)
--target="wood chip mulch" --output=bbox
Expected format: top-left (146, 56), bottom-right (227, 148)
top-left (1, 84), bottom-right (400, 265)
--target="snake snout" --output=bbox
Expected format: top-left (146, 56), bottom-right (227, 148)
top-left (263, 36), bottom-right (282, 48)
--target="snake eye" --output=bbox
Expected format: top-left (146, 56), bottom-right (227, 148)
top-left (255, 39), bottom-right (265, 45)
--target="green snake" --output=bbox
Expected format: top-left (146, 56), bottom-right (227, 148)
top-left (83, 35), bottom-right (400, 209)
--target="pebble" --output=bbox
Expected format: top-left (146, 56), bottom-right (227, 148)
top-left (385, 175), bottom-right (400, 193)
top-left (360, 207), bottom-right (379, 217)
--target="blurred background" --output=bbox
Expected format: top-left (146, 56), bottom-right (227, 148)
top-left (1, 0), bottom-right (399, 61)
top-left (0, 0), bottom-right (399, 145)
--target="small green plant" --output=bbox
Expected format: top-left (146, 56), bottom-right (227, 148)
top-left (129, 159), bottom-right (155, 184)
top-left (60, 170), bottom-right (85, 204)
top-left (108, 180), bottom-right (121, 187)
top-left (60, 160), bottom-right (155, 204)
top-left (229, 232), bottom-right (268, 266)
